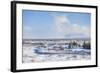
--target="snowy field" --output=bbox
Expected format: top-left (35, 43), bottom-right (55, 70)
top-left (22, 40), bottom-right (91, 63)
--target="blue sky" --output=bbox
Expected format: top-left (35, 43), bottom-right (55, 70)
top-left (22, 10), bottom-right (91, 39)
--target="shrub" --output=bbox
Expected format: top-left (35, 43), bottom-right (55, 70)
top-left (82, 41), bottom-right (91, 49)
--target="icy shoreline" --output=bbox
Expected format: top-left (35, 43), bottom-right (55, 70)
top-left (22, 45), bottom-right (91, 63)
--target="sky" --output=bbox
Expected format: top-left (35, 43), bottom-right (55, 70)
top-left (22, 10), bottom-right (91, 39)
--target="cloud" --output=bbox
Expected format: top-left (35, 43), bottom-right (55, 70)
top-left (53, 15), bottom-right (70, 33)
top-left (52, 15), bottom-right (90, 39)
top-left (23, 13), bottom-right (90, 39)
top-left (23, 25), bottom-right (33, 39)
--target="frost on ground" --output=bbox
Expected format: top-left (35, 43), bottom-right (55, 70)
top-left (22, 40), bottom-right (91, 63)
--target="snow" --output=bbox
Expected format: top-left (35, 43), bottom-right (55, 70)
top-left (22, 44), bottom-right (91, 63)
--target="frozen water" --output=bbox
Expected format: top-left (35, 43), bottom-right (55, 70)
top-left (22, 45), bottom-right (91, 63)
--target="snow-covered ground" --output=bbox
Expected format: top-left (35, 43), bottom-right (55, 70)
top-left (22, 43), bottom-right (91, 63)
